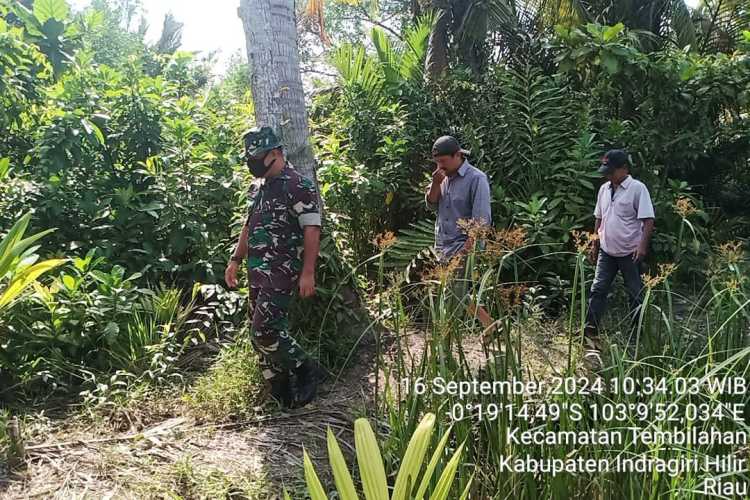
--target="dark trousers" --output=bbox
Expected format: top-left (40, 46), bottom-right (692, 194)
top-left (248, 287), bottom-right (307, 381)
top-left (585, 249), bottom-right (644, 334)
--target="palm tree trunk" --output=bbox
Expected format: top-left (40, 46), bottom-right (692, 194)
top-left (238, 0), bottom-right (317, 181)
top-left (425, 2), bottom-right (450, 81)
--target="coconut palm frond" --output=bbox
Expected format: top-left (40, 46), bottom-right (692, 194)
top-left (697, 0), bottom-right (750, 53)
top-left (401, 13), bottom-right (435, 81)
top-left (154, 12), bottom-right (183, 54)
top-left (669, 0), bottom-right (698, 48)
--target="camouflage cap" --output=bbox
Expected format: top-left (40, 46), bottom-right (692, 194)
top-left (243, 126), bottom-right (283, 158)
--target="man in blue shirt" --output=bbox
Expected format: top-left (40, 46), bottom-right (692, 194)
top-left (425, 135), bottom-right (493, 327)
top-left (425, 136), bottom-right (492, 260)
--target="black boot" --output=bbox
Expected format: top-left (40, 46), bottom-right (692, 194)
top-left (269, 374), bottom-right (293, 408)
top-left (293, 359), bottom-right (325, 407)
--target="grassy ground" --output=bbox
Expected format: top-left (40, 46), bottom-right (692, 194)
top-left (0, 335), bottom-right (375, 499)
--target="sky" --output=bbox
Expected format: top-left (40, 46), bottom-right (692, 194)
top-left (70, 0), bottom-right (247, 72)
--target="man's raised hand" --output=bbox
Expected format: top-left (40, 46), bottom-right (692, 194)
top-left (433, 167), bottom-right (446, 185)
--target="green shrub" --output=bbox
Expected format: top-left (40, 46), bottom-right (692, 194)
top-left (315, 20), bottom-right (750, 273)
top-left (0, 212), bottom-right (65, 317)
top-left (0, 1), bottom-right (246, 289)
top-left (4, 249), bottom-right (203, 396)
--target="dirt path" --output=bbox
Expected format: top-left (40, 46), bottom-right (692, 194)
top-left (0, 341), bottom-right (376, 499)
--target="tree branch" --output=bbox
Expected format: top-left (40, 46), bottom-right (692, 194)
top-left (343, 6), bottom-right (403, 40)
top-left (300, 67), bottom-right (338, 78)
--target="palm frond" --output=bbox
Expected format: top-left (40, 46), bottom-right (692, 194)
top-left (331, 43), bottom-right (384, 93)
top-left (528, 0), bottom-right (587, 26)
top-left (401, 13), bottom-right (435, 82)
top-left (484, 0), bottom-right (524, 54)
top-left (455, 0), bottom-right (490, 43)
top-left (154, 13), bottom-right (183, 54)
top-left (697, 0), bottom-right (750, 53)
top-left (371, 27), bottom-right (401, 85)
top-left (382, 220), bottom-right (437, 277)
top-left (668, 0), bottom-right (698, 48)
top-left (487, 64), bottom-right (582, 197)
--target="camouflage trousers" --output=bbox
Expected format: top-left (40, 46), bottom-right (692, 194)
top-left (248, 287), bottom-right (307, 381)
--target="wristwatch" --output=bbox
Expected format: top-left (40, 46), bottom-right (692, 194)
top-left (229, 255), bottom-right (243, 264)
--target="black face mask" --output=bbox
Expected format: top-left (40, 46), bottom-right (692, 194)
top-left (247, 153), bottom-right (277, 178)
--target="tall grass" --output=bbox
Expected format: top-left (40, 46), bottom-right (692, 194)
top-left (366, 236), bottom-right (750, 499)
top-left (184, 339), bottom-right (263, 421)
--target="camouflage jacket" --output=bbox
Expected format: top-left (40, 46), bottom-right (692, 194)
top-left (246, 162), bottom-right (321, 289)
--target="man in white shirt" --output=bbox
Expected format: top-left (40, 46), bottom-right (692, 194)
top-left (586, 150), bottom-right (655, 339)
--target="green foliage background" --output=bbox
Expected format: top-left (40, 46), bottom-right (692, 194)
top-left (0, 0), bottom-right (748, 405)
top-left (315, 19), bottom-right (749, 288)
top-left (0, 0), bottom-right (359, 400)
top-left (0, 0), bottom-right (748, 497)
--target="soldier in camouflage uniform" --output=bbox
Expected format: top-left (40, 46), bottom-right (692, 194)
top-left (225, 126), bottom-right (323, 408)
